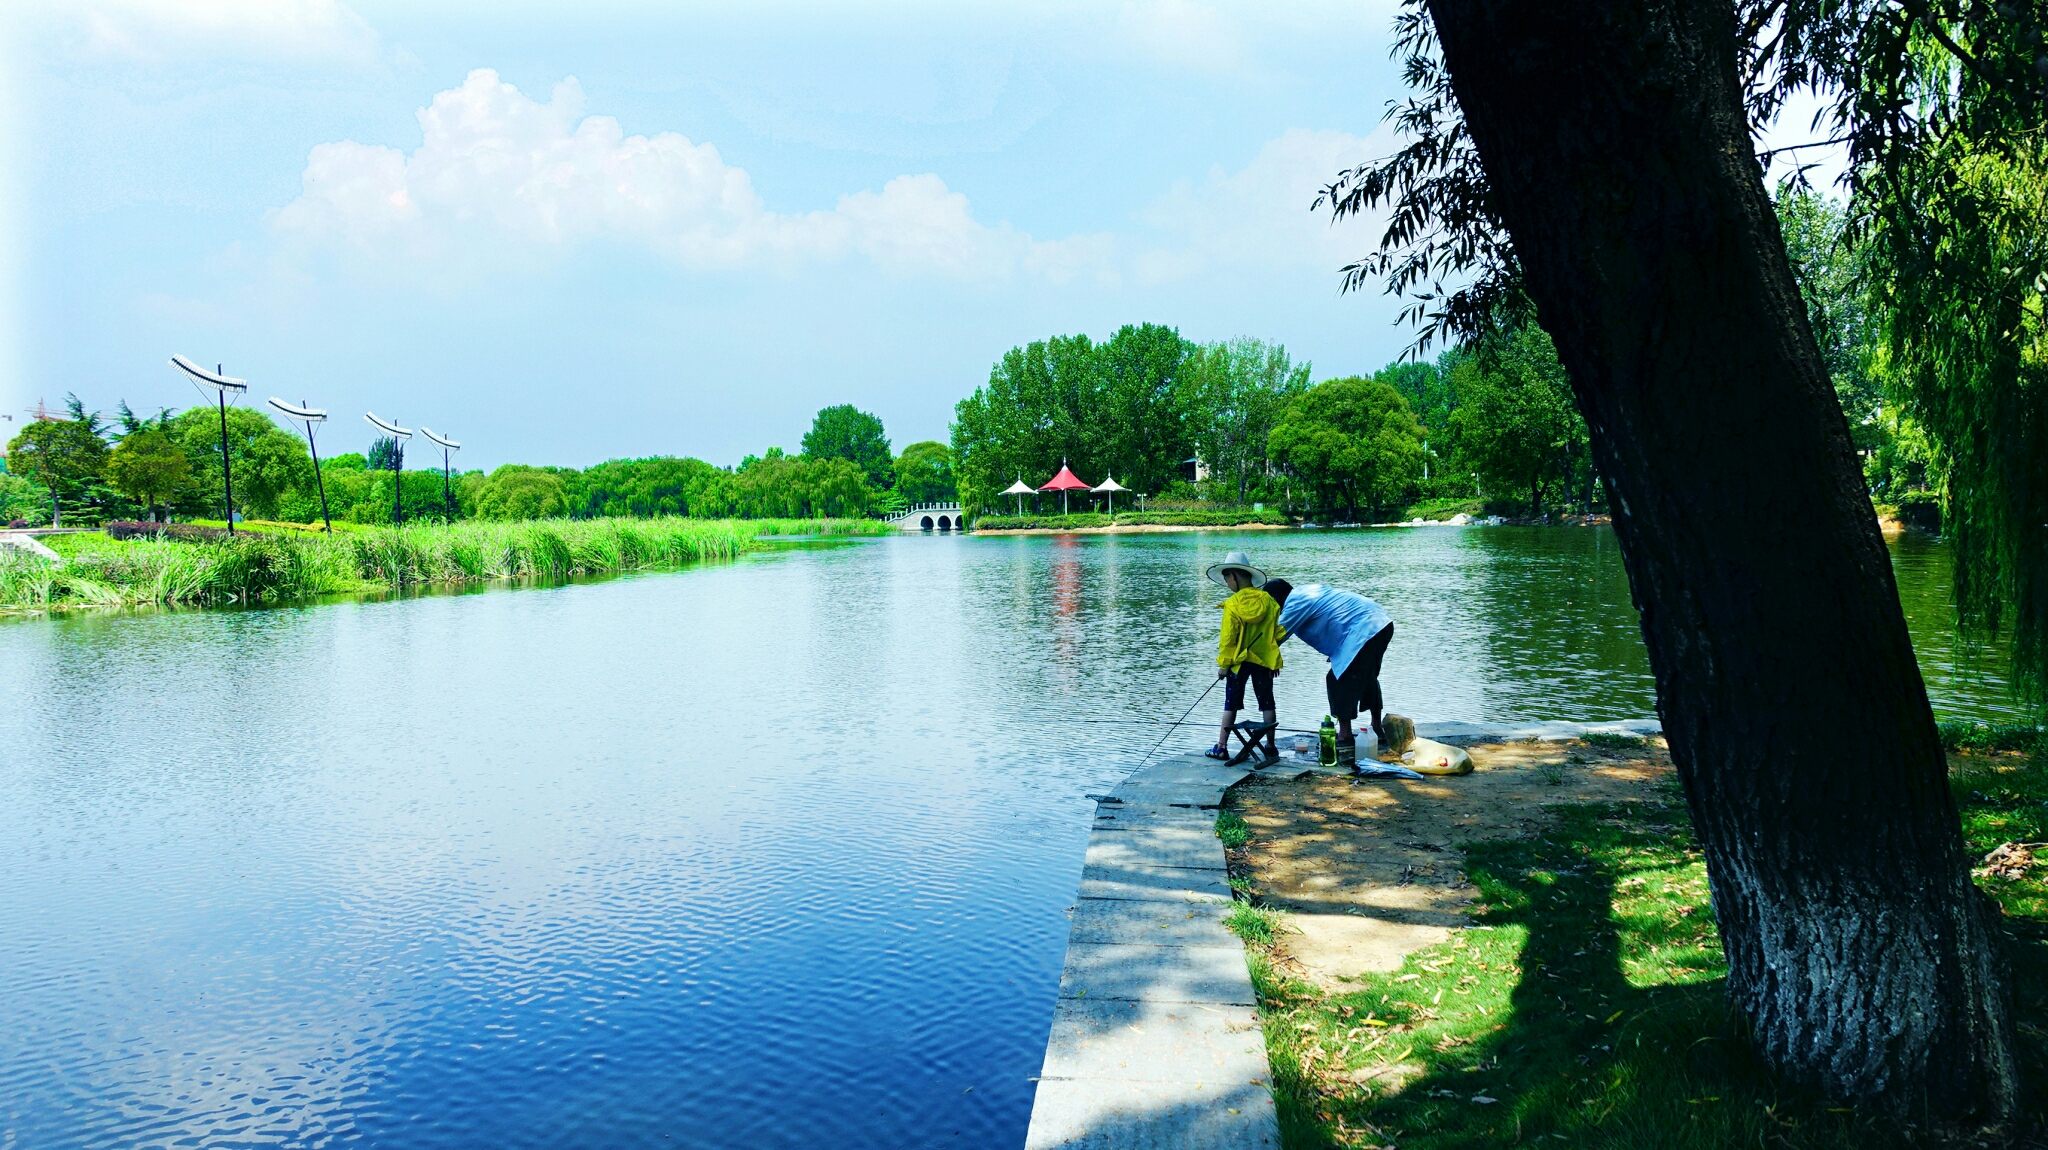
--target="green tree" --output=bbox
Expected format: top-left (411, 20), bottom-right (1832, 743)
top-left (6, 416), bottom-right (108, 527)
top-left (1862, 108), bottom-right (2048, 711)
top-left (893, 441), bottom-right (956, 503)
top-left (0, 470), bottom-right (50, 526)
top-left (801, 405), bottom-right (893, 489)
top-left (164, 406), bottom-right (312, 522)
top-left (367, 436), bottom-right (404, 473)
top-left (1774, 185), bottom-right (1883, 436)
top-left (952, 333), bottom-right (1101, 514)
top-left (1374, 358), bottom-right (1459, 435)
top-left (1091, 323), bottom-right (1196, 497)
top-left (732, 454), bottom-right (871, 518)
top-left (104, 429), bottom-right (193, 522)
top-left (475, 465), bottom-right (570, 520)
top-left (571, 457), bottom-right (726, 518)
top-left (950, 324), bottom-right (1198, 514)
top-left (1446, 323), bottom-right (1588, 512)
top-left (1184, 337), bottom-right (1310, 505)
top-left (1320, 0), bottom-right (2040, 1114)
top-left (1267, 377), bottom-right (1425, 519)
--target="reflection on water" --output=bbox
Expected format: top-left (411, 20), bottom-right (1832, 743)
top-left (0, 527), bottom-right (2016, 1150)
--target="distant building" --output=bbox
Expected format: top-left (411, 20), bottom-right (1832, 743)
top-left (1179, 456), bottom-right (1210, 484)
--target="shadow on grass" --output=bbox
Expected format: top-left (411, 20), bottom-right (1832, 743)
top-left (1263, 797), bottom-right (2048, 1149)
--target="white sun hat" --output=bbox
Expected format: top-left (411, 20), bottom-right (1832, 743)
top-left (1205, 550), bottom-right (1269, 588)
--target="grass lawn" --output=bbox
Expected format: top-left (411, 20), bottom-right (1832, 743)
top-left (1228, 750), bottom-right (2048, 1148)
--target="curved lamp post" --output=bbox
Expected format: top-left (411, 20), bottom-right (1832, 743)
top-left (269, 398), bottom-right (332, 533)
top-left (170, 355), bottom-right (248, 535)
top-left (365, 412), bottom-right (412, 525)
top-left (419, 426), bottom-right (460, 522)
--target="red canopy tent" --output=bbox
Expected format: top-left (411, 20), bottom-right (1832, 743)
top-left (1039, 461), bottom-right (1090, 516)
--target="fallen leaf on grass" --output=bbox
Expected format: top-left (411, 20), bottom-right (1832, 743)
top-left (1976, 841), bottom-right (2041, 880)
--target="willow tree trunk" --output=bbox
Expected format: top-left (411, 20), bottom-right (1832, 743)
top-left (1426, 0), bottom-right (2018, 1119)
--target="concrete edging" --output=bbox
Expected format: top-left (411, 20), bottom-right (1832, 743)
top-left (1024, 754), bottom-right (1281, 1149)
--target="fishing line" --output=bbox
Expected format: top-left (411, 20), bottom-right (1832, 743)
top-left (1134, 676), bottom-right (1221, 771)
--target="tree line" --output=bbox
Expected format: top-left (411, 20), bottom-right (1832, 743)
top-left (3, 400), bottom-right (956, 528)
top-left (949, 320), bottom-right (1602, 522)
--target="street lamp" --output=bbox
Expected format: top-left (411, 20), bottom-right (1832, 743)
top-left (419, 426), bottom-right (460, 522)
top-left (269, 398), bottom-right (333, 533)
top-left (170, 355), bottom-right (247, 535)
top-left (365, 412), bottom-right (413, 525)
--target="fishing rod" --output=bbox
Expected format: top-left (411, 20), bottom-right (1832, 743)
top-left (1134, 676), bottom-right (1221, 772)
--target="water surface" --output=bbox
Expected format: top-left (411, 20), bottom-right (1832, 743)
top-left (0, 527), bottom-right (2016, 1149)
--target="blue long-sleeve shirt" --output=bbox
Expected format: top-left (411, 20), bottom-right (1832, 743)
top-left (1277, 584), bottom-right (1391, 679)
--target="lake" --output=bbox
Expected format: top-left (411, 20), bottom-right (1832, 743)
top-left (0, 526), bottom-right (2015, 1149)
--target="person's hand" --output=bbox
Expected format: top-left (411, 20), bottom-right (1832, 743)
top-left (1217, 666), bottom-right (1228, 679)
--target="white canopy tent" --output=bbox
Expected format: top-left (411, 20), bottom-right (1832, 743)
top-left (1091, 475), bottom-right (1129, 514)
top-left (1001, 477), bottom-right (1036, 516)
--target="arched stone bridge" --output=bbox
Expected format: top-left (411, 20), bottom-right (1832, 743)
top-left (885, 502), bottom-right (965, 532)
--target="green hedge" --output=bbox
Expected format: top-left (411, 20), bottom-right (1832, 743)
top-left (1937, 720), bottom-right (2043, 753)
top-left (1113, 510), bottom-right (1291, 527)
top-left (972, 510), bottom-right (1290, 531)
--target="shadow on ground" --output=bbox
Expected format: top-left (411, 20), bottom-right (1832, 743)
top-left (1259, 798), bottom-right (2048, 1149)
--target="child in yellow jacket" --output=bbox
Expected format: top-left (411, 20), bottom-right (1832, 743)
top-left (1205, 551), bottom-right (1284, 760)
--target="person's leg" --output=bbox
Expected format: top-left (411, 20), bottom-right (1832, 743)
top-left (1250, 665), bottom-right (1277, 727)
top-left (1213, 668), bottom-right (1247, 755)
top-left (1326, 668), bottom-right (1358, 742)
top-left (1352, 623), bottom-right (1395, 743)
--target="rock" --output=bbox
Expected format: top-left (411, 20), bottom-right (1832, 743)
top-left (1407, 738), bottom-right (1474, 777)
top-left (1447, 513), bottom-right (1472, 525)
top-left (0, 533), bottom-right (61, 562)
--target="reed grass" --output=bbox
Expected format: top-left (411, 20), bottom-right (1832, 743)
top-left (1, 517), bottom-right (890, 614)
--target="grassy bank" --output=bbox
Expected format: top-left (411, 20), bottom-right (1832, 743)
top-left (973, 509), bottom-right (1293, 531)
top-left (1, 517), bottom-right (890, 614)
top-left (1227, 756), bottom-right (2048, 1148)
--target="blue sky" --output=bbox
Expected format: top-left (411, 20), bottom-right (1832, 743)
top-left (2, 1), bottom-right (1841, 470)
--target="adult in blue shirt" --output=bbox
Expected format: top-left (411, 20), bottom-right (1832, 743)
top-left (1264, 578), bottom-right (1393, 750)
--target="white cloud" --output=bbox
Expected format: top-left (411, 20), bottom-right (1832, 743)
top-left (1134, 127), bottom-right (1389, 284)
top-left (67, 0), bottom-right (379, 66)
top-left (273, 70), bottom-right (1112, 283)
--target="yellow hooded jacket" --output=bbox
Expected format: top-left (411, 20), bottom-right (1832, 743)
top-left (1217, 587), bottom-right (1285, 672)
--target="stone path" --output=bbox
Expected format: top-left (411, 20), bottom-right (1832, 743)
top-left (1023, 720), bottom-right (1667, 1148)
top-left (1024, 753), bottom-right (1283, 1150)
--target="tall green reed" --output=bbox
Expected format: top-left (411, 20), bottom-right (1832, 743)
top-left (2, 516), bottom-right (884, 614)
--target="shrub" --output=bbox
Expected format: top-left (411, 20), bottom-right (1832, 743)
top-left (1582, 731), bottom-right (1646, 750)
top-left (103, 521), bottom-right (231, 542)
top-left (1937, 720), bottom-right (2043, 753)
top-left (973, 513), bottom-right (1114, 531)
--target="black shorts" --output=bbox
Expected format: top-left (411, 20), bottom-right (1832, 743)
top-left (1223, 664), bottom-right (1275, 712)
top-left (1326, 622), bottom-right (1393, 722)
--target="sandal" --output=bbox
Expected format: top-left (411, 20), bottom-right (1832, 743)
top-left (1204, 745), bottom-right (1230, 760)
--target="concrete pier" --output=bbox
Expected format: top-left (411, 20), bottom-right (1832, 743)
top-left (1024, 753), bottom-right (1282, 1150)
top-left (1024, 719), bottom-right (1666, 1147)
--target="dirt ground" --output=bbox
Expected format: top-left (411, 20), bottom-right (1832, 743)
top-left (1224, 737), bottom-right (1676, 988)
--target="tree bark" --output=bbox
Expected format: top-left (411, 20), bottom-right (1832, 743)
top-left (1426, 0), bottom-right (2018, 1119)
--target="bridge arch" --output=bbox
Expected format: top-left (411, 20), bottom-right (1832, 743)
top-left (889, 501), bottom-right (966, 534)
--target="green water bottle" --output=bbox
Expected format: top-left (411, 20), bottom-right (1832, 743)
top-left (1319, 716), bottom-right (1339, 768)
